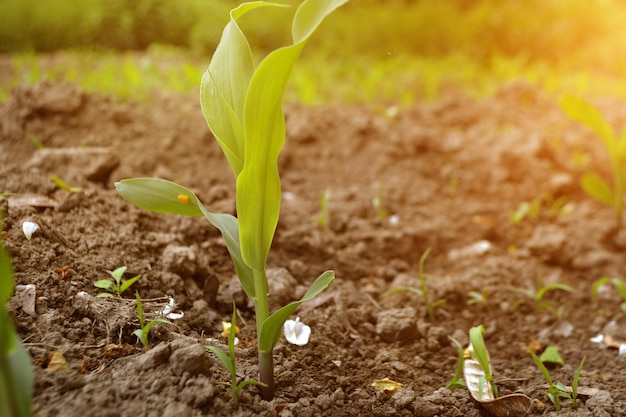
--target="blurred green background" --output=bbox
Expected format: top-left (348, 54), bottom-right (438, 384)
top-left (1, 0), bottom-right (625, 104)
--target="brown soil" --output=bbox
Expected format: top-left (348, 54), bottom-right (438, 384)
top-left (2, 80), bottom-right (626, 417)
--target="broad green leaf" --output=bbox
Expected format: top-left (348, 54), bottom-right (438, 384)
top-left (111, 266), bottom-right (127, 283)
top-left (559, 94), bottom-right (616, 154)
top-left (580, 173), bottom-right (614, 207)
top-left (93, 280), bottom-right (115, 291)
top-left (2, 333), bottom-right (33, 417)
top-left (259, 270), bottom-right (334, 353)
top-left (115, 178), bottom-right (204, 217)
top-left (237, 0), bottom-right (348, 271)
top-left (115, 178), bottom-right (255, 298)
top-left (200, 2), bottom-right (287, 177)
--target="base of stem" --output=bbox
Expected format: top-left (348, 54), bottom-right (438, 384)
top-left (258, 350), bottom-right (275, 400)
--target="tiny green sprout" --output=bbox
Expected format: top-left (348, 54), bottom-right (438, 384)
top-left (372, 187), bottom-right (388, 218)
top-left (205, 303), bottom-right (266, 401)
top-left (540, 345), bottom-right (565, 367)
top-left (559, 94), bottom-right (626, 222)
top-left (132, 291), bottom-right (172, 349)
top-left (49, 174), bottom-right (82, 193)
top-left (509, 198), bottom-right (541, 226)
top-left (530, 350), bottom-right (586, 411)
top-left (94, 266), bottom-right (141, 297)
top-left (445, 336), bottom-right (467, 389)
top-left (27, 133), bottom-right (44, 150)
top-left (467, 286), bottom-right (492, 312)
top-left (315, 189), bottom-right (331, 232)
top-left (115, 0), bottom-right (346, 400)
top-left (513, 278), bottom-right (574, 317)
top-left (592, 276), bottom-right (626, 315)
top-left (469, 325), bottom-right (498, 398)
top-left (384, 247), bottom-right (444, 320)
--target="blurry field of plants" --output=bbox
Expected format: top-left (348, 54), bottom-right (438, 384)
top-left (2, 0), bottom-right (626, 103)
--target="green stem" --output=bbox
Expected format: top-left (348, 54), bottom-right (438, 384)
top-left (253, 268), bottom-right (274, 400)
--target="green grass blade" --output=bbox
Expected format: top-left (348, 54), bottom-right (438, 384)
top-left (580, 173), bottom-right (614, 207)
top-left (536, 283), bottom-right (574, 300)
top-left (591, 277), bottom-right (611, 301)
top-left (119, 275), bottom-right (141, 294)
top-left (259, 270), bottom-right (334, 353)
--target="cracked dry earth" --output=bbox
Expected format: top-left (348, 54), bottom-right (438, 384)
top-left (2, 80), bottom-right (626, 416)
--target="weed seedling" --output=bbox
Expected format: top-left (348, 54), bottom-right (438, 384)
top-left (467, 286), bottom-right (493, 313)
top-left (384, 248), bottom-right (444, 320)
top-left (115, 0), bottom-right (346, 399)
top-left (592, 276), bottom-right (626, 315)
top-left (205, 304), bottom-right (265, 400)
top-left (469, 325), bottom-right (498, 398)
top-left (49, 174), bottom-right (82, 193)
top-left (530, 351), bottom-right (586, 411)
top-left (513, 278), bottom-right (574, 317)
top-left (315, 189), bottom-right (331, 232)
top-left (559, 94), bottom-right (626, 222)
top-left (94, 266), bottom-right (141, 297)
top-left (132, 291), bottom-right (172, 349)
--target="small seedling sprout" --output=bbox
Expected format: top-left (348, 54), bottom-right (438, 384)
top-left (384, 247), bottom-right (444, 320)
top-left (115, 0), bottom-right (346, 399)
top-left (49, 174), bottom-right (82, 193)
top-left (372, 187), bottom-right (388, 218)
top-left (445, 336), bottom-right (467, 389)
top-left (94, 266), bottom-right (141, 297)
top-left (513, 278), bottom-right (574, 317)
top-left (132, 291), bottom-right (172, 349)
top-left (315, 189), bottom-right (331, 232)
top-left (469, 325), bottom-right (498, 398)
top-left (205, 303), bottom-right (266, 400)
top-left (530, 350), bottom-right (586, 411)
top-left (559, 94), bottom-right (626, 222)
top-left (592, 276), bottom-right (626, 314)
top-left (1, 214), bottom-right (34, 417)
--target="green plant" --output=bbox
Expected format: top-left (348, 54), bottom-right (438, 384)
top-left (0, 214), bottom-right (34, 417)
top-left (469, 325), bottom-right (498, 398)
top-left (445, 336), bottom-right (467, 389)
top-left (132, 291), bottom-right (172, 349)
top-left (384, 247), bottom-right (444, 320)
top-left (205, 303), bottom-right (265, 400)
top-left (530, 350), bottom-right (586, 411)
top-left (115, 0), bottom-right (345, 400)
top-left (509, 194), bottom-right (572, 226)
top-left (467, 287), bottom-right (492, 310)
top-left (94, 266), bottom-right (141, 297)
top-left (49, 174), bottom-right (82, 193)
top-left (592, 276), bottom-right (626, 314)
top-left (315, 189), bottom-right (331, 232)
top-left (513, 278), bottom-right (574, 317)
top-left (372, 187), bottom-right (388, 218)
top-left (559, 94), bottom-right (626, 221)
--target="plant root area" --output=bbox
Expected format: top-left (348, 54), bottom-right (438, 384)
top-left (2, 81), bottom-right (626, 417)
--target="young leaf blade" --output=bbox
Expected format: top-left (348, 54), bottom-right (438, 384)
top-left (237, 0), bottom-right (350, 272)
top-left (559, 94), bottom-right (616, 153)
top-left (258, 270), bottom-right (334, 353)
top-left (580, 173), bottom-right (614, 207)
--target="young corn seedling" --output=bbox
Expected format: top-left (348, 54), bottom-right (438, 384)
top-left (94, 266), bottom-right (141, 297)
top-left (115, 0), bottom-right (346, 399)
top-left (559, 94), bottom-right (626, 222)
top-left (592, 276), bottom-right (626, 315)
top-left (384, 247), bottom-right (444, 320)
top-left (205, 304), bottom-right (265, 400)
top-left (530, 350), bottom-right (586, 411)
top-left (132, 291), bottom-right (172, 349)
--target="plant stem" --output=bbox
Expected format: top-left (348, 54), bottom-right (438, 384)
top-left (253, 268), bottom-right (273, 400)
